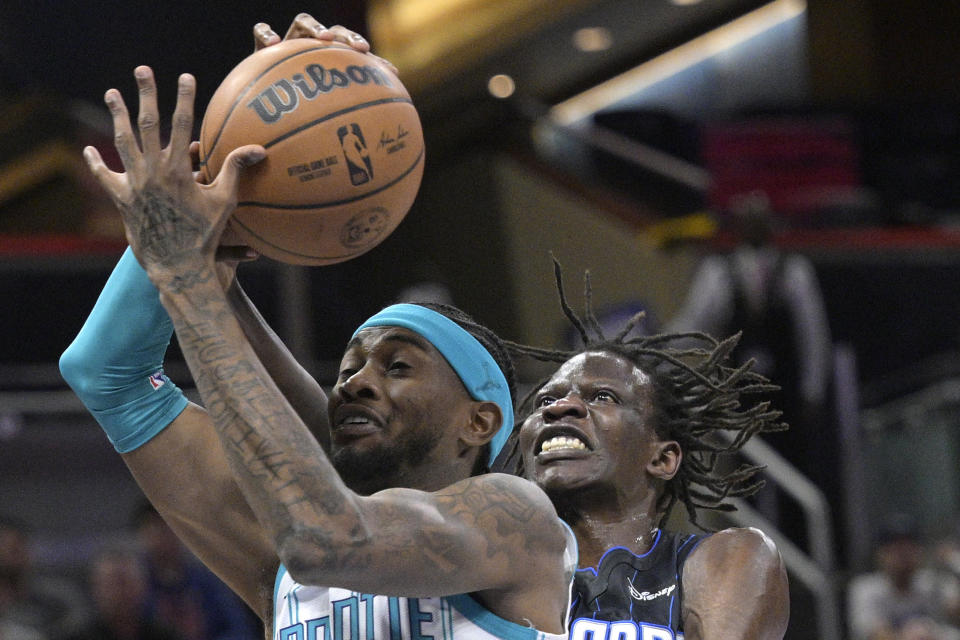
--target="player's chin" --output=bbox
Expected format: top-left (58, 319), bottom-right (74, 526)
top-left (531, 459), bottom-right (596, 492)
top-left (330, 427), bottom-right (384, 451)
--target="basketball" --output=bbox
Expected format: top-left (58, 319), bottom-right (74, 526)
top-left (199, 39), bottom-right (424, 265)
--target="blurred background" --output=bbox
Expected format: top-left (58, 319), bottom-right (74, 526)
top-left (1, 1), bottom-right (960, 638)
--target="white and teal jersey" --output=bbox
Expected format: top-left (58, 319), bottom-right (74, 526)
top-left (272, 567), bottom-right (571, 640)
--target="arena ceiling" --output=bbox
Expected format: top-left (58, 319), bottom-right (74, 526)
top-left (368, 0), bottom-right (775, 126)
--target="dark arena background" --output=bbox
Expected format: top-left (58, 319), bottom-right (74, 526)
top-left (2, 1), bottom-right (960, 639)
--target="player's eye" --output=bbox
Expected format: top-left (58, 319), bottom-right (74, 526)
top-left (593, 390), bottom-right (619, 403)
top-left (387, 360), bottom-right (411, 372)
top-left (535, 395), bottom-right (557, 408)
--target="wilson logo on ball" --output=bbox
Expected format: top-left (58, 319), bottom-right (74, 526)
top-left (248, 63), bottom-right (394, 124)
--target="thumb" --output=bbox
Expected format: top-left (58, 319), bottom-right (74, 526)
top-left (213, 144), bottom-right (267, 198)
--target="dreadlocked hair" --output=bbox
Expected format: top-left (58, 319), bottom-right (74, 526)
top-left (499, 259), bottom-right (787, 530)
top-left (408, 301), bottom-right (519, 475)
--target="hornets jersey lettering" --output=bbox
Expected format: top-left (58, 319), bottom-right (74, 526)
top-left (569, 530), bottom-right (707, 640)
top-left (273, 524), bottom-right (578, 640)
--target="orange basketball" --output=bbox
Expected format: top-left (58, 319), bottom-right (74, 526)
top-left (199, 39), bottom-right (424, 265)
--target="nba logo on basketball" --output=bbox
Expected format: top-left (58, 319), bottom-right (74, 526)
top-left (338, 123), bottom-right (373, 186)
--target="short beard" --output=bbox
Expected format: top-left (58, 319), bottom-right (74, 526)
top-left (332, 427), bottom-right (442, 495)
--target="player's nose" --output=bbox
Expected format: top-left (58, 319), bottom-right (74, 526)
top-left (542, 393), bottom-right (588, 420)
top-left (336, 366), bottom-right (380, 401)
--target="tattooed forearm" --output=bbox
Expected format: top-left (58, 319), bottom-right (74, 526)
top-left (158, 276), bottom-right (364, 577)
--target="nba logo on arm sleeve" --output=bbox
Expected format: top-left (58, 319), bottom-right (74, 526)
top-left (148, 371), bottom-right (166, 390)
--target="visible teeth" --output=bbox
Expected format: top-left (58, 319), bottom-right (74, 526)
top-left (343, 416), bottom-right (370, 425)
top-left (540, 436), bottom-right (587, 453)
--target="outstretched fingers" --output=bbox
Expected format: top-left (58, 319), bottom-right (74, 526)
top-left (134, 66), bottom-right (162, 159)
top-left (104, 87), bottom-right (140, 172)
top-left (82, 145), bottom-right (127, 204)
top-left (168, 73), bottom-right (196, 159)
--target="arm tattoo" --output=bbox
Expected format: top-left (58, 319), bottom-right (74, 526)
top-left (430, 477), bottom-right (544, 569)
top-left (132, 190), bottom-right (204, 266)
top-left (162, 275), bottom-right (361, 574)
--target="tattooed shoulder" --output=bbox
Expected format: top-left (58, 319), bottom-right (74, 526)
top-left (437, 474), bottom-right (562, 552)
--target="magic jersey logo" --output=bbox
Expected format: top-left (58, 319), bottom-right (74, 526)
top-left (627, 582), bottom-right (676, 602)
top-left (570, 618), bottom-right (684, 640)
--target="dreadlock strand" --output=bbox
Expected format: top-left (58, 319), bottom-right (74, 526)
top-left (582, 271), bottom-right (606, 342)
top-left (614, 311), bottom-right (647, 343)
top-left (552, 256), bottom-right (590, 346)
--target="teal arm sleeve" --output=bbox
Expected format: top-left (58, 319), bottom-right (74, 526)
top-left (59, 247), bottom-right (188, 452)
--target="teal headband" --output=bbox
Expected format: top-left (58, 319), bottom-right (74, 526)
top-left (352, 303), bottom-right (513, 467)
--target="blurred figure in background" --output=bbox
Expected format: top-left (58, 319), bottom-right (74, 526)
top-left (130, 502), bottom-right (262, 640)
top-left (667, 190), bottom-right (832, 458)
top-left (67, 545), bottom-right (180, 640)
top-left (666, 190), bottom-right (833, 532)
top-left (847, 513), bottom-right (960, 640)
top-left (0, 515), bottom-right (87, 639)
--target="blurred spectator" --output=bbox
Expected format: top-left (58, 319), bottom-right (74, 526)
top-left (66, 544), bottom-right (180, 640)
top-left (130, 501), bottom-right (261, 640)
top-left (667, 190), bottom-right (832, 445)
top-left (847, 513), bottom-right (960, 640)
top-left (0, 515), bottom-right (88, 639)
top-left (665, 191), bottom-right (834, 533)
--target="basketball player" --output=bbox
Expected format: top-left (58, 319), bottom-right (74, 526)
top-left (499, 265), bottom-right (790, 639)
top-left (59, 18), bottom-right (574, 640)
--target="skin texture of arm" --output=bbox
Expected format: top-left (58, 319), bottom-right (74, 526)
top-left (122, 404), bottom-right (279, 618)
top-left (84, 63), bottom-right (569, 632)
top-left (681, 527), bottom-right (790, 639)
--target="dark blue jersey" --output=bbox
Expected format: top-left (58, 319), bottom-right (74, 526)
top-left (569, 530), bottom-right (708, 640)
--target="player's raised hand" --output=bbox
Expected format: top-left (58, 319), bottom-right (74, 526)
top-left (83, 66), bottom-right (265, 276)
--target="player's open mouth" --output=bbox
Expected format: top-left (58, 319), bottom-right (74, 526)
top-left (535, 427), bottom-right (592, 457)
top-left (539, 436), bottom-right (589, 454)
top-left (332, 405), bottom-right (383, 438)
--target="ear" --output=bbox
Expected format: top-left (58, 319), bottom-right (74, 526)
top-left (646, 440), bottom-right (681, 481)
top-left (457, 401), bottom-right (503, 450)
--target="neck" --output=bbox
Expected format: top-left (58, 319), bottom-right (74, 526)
top-left (551, 485), bottom-right (662, 568)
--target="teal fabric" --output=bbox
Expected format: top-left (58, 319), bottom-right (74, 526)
top-left (60, 247), bottom-right (187, 452)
